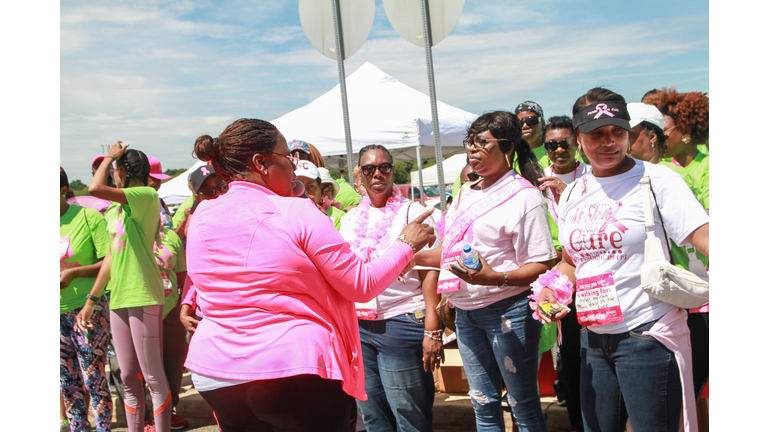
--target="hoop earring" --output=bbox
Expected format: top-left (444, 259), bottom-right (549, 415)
top-left (505, 153), bottom-right (511, 167)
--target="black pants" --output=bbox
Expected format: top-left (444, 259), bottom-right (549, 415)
top-left (559, 305), bottom-right (584, 432)
top-left (200, 374), bottom-right (357, 432)
top-left (688, 312), bottom-right (709, 397)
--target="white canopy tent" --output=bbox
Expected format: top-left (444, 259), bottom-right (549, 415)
top-left (159, 63), bottom-right (478, 205)
top-left (271, 62), bottom-right (477, 168)
top-left (410, 153), bottom-right (468, 187)
top-left (158, 160), bottom-right (206, 205)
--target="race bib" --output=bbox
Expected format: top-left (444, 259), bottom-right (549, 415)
top-left (575, 273), bottom-right (624, 326)
top-left (355, 298), bottom-right (378, 320)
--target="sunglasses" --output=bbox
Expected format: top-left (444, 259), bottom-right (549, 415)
top-left (360, 163), bottom-right (394, 177)
top-left (544, 139), bottom-right (573, 152)
top-left (519, 116), bottom-right (540, 127)
top-left (268, 152), bottom-right (299, 170)
top-left (466, 171), bottom-right (480, 181)
top-left (462, 138), bottom-right (509, 150)
top-left (199, 182), bottom-right (228, 200)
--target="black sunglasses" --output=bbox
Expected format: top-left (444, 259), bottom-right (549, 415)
top-left (519, 116), bottom-right (540, 127)
top-left (466, 171), bottom-right (480, 181)
top-left (544, 139), bottom-right (572, 152)
top-left (360, 163), bottom-right (394, 177)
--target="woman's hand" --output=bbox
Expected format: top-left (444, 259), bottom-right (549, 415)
top-left (180, 304), bottom-right (200, 334)
top-left (60, 268), bottom-right (78, 290)
top-left (538, 176), bottom-right (567, 203)
top-left (107, 141), bottom-right (129, 161)
top-left (75, 302), bottom-right (96, 331)
top-left (536, 287), bottom-right (570, 324)
top-left (423, 334), bottom-right (444, 372)
top-left (448, 252), bottom-right (501, 286)
top-left (398, 209), bottom-right (437, 252)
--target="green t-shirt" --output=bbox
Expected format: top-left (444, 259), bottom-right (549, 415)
top-left (513, 144), bottom-right (549, 173)
top-left (60, 205), bottom-right (111, 314)
top-left (172, 195), bottom-right (195, 229)
top-left (335, 178), bottom-right (361, 209)
top-left (326, 205), bottom-right (346, 231)
top-left (681, 152), bottom-right (709, 210)
top-left (104, 186), bottom-right (164, 309)
top-left (659, 153), bottom-right (709, 272)
top-left (660, 152), bottom-right (708, 210)
top-left (155, 226), bottom-right (186, 319)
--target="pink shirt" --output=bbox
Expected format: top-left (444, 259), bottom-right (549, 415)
top-left (184, 181), bottom-right (412, 400)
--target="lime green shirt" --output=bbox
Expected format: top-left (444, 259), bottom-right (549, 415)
top-left (60, 205), bottom-right (111, 314)
top-left (172, 195), bottom-right (195, 229)
top-left (659, 153), bottom-right (709, 271)
top-left (104, 187), bottom-right (164, 309)
top-left (335, 178), bottom-right (361, 209)
top-left (326, 205), bottom-right (346, 231)
top-left (155, 226), bottom-right (186, 319)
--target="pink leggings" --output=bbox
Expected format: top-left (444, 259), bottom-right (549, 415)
top-left (111, 305), bottom-right (171, 432)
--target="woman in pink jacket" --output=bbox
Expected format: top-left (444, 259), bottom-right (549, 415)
top-left (184, 118), bottom-right (436, 432)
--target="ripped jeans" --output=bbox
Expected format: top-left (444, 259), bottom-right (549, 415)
top-left (455, 292), bottom-right (547, 432)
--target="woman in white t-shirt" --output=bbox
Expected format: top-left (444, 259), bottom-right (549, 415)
top-left (418, 111), bottom-right (557, 431)
top-left (537, 88), bottom-right (709, 432)
top-left (339, 145), bottom-right (442, 432)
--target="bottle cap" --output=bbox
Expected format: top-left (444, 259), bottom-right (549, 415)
top-left (463, 243), bottom-right (471, 252)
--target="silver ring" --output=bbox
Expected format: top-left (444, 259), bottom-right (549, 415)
top-left (436, 356), bottom-right (442, 359)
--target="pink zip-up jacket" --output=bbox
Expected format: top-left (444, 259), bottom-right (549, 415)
top-left (183, 181), bottom-right (412, 400)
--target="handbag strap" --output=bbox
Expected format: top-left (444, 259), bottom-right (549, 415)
top-left (640, 163), bottom-right (676, 265)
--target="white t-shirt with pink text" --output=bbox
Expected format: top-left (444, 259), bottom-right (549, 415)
top-left (557, 159), bottom-right (708, 334)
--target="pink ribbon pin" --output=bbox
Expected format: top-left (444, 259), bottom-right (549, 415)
top-left (201, 167), bottom-right (210, 175)
top-left (593, 103), bottom-right (615, 119)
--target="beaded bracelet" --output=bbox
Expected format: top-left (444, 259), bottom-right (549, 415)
top-left (499, 271), bottom-right (508, 287)
top-left (397, 237), bottom-right (417, 253)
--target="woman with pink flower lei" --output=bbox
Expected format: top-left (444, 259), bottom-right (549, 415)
top-left (339, 144), bottom-right (442, 432)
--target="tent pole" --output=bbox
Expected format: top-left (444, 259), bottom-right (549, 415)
top-left (420, 0), bottom-right (446, 211)
top-left (331, 0), bottom-right (355, 182)
top-left (415, 144), bottom-right (425, 206)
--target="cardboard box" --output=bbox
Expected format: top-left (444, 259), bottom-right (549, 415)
top-left (432, 346), bottom-right (469, 393)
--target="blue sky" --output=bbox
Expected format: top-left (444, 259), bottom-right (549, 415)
top-left (59, 0), bottom-right (708, 183)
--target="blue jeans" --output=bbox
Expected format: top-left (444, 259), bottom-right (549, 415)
top-left (357, 313), bottom-right (434, 432)
top-left (580, 320), bottom-right (682, 432)
top-left (455, 293), bottom-right (547, 432)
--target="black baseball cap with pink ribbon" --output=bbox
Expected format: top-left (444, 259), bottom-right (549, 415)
top-left (572, 101), bottom-right (631, 133)
top-left (189, 164), bottom-right (217, 193)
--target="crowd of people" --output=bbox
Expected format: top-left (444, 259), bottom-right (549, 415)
top-left (60, 86), bottom-right (709, 432)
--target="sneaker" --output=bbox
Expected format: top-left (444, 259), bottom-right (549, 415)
top-left (553, 380), bottom-right (567, 407)
top-left (60, 420), bottom-right (70, 432)
top-left (171, 413), bottom-right (189, 430)
top-left (143, 424), bottom-right (156, 432)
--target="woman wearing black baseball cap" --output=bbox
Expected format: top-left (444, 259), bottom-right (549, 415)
top-left (536, 88), bottom-right (709, 432)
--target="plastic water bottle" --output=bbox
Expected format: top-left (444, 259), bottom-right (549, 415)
top-left (161, 209), bottom-right (173, 229)
top-left (461, 243), bottom-right (481, 270)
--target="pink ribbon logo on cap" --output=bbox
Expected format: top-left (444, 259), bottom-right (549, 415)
top-left (593, 103), bottom-right (615, 119)
top-left (201, 167), bottom-right (210, 175)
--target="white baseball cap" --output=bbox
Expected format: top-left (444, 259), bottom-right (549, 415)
top-left (294, 160), bottom-right (320, 180)
top-left (628, 102), bottom-right (665, 130)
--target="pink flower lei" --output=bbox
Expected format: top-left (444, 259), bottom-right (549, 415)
top-left (349, 186), bottom-right (403, 263)
top-left (528, 269), bottom-right (574, 321)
